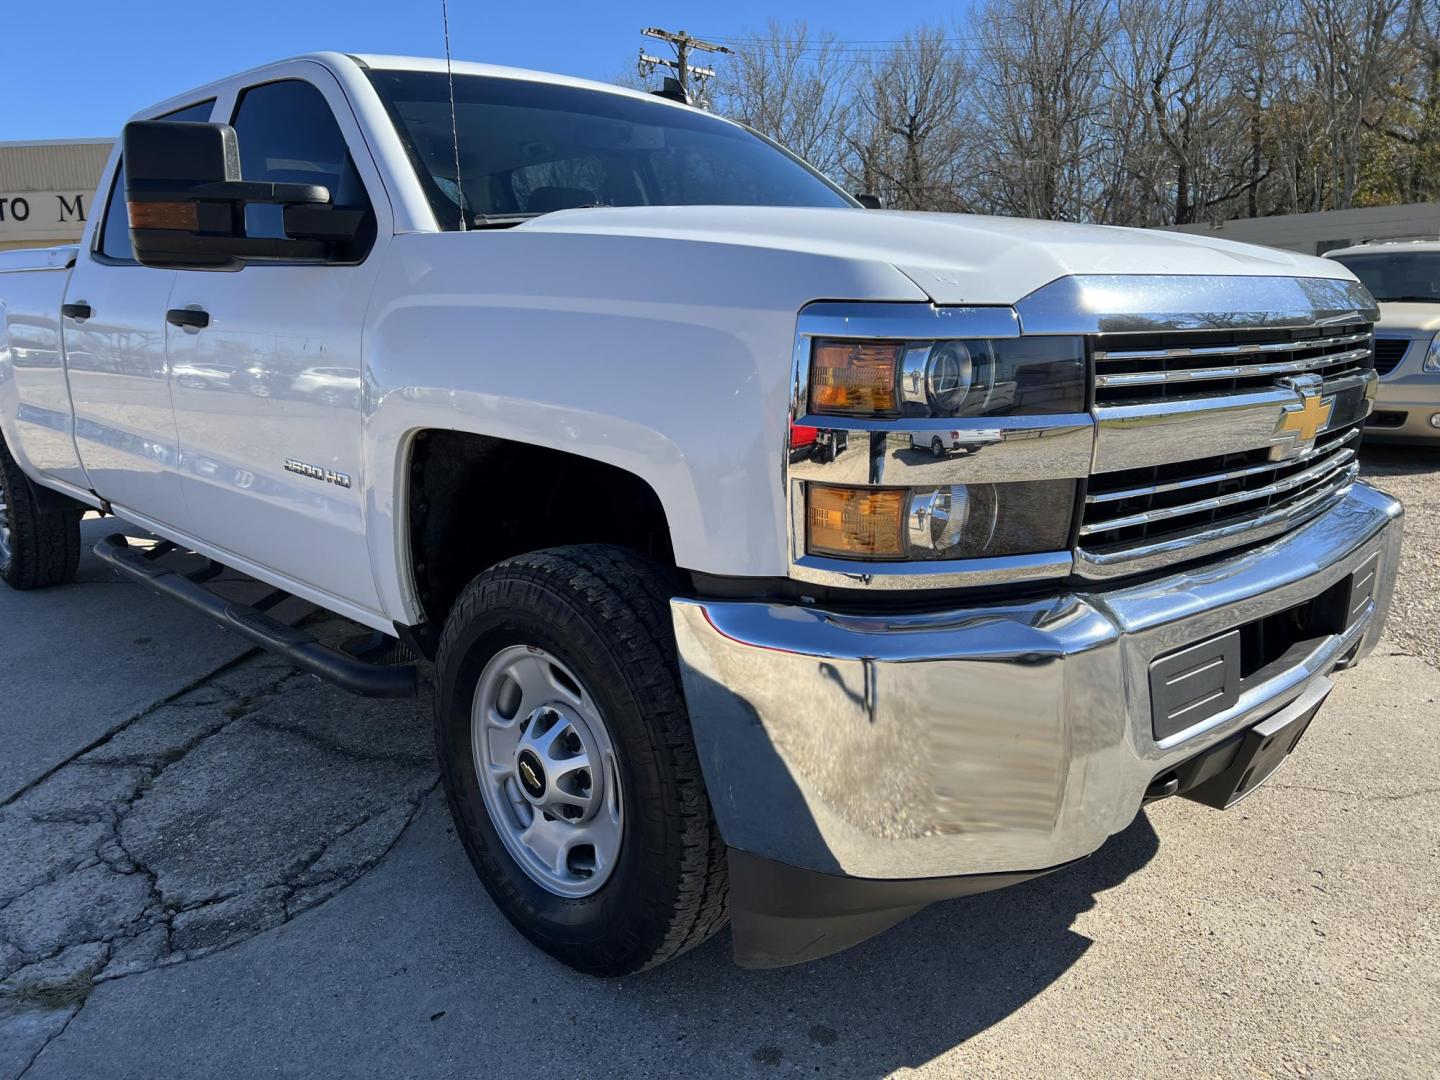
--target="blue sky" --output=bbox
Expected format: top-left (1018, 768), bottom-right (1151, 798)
top-left (3, 0), bottom-right (973, 141)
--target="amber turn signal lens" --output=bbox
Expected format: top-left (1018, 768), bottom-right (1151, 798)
top-left (810, 340), bottom-right (901, 415)
top-left (128, 200), bottom-right (199, 231)
top-left (807, 484), bottom-right (907, 559)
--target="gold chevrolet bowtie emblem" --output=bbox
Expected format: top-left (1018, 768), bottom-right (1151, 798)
top-left (1272, 374), bottom-right (1333, 460)
top-left (1278, 393), bottom-right (1332, 442)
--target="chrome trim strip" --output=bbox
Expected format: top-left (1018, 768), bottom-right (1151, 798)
top-left (1094, 346), bottom-right (1371, 388)
top-left (1093, 369), bottom-right (1375, 473)
top-left (1085, 428), bottom-right (1360, 504)
top-left (790, 411), bottom-right (1090, 435)
top-left (1075, 464), bottom-right (1357, 579)
top-left (1078, 448), bottom-right (1357, 536)
top-left (1015, 275), bottom-right (1378, 335)
top-left (788, 417), bottom-right (1094, 486)
top-left (788, 549), bottom-right (1075, 589)
top-left (796, 302), bottom-right (1020, 341)
top-left (1093, 330), bottom-right (1371, 362)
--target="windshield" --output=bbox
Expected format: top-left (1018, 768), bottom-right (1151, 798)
top-left (1330, 251), bottom-right (1440, 303)
top-left (366, 69), bottom-right (854, 228)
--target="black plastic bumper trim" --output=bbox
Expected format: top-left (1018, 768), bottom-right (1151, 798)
top-left (727, 847), bottom-right (1079, 969)
top-left (94, 534), bottom-right (417, 699)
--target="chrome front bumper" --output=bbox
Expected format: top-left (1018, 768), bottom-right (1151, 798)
top-left (1369, 377), bottom-right (1440, 440)
top-left (672, 482), bottom-right (1402, 883)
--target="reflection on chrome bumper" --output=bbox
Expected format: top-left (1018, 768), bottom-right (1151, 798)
top-left (672, 483), bottom-right (1402, 882)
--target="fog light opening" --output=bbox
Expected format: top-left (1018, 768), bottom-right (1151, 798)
top-left (1428, 412), bottom-right (1440, 429)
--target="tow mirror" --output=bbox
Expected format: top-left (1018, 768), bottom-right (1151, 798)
top-left (122, 121), bottom-right (349, 270)
top-left (855, 193), bottom-right (883, 210)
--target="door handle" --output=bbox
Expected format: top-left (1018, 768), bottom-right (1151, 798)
top-left (61, 301), bottom-right (92, 321)
top-left (166, 308), bottom-right (210, 330)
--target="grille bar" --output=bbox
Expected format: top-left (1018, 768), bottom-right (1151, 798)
top-left (1094, 346), bottom-right (1370, 388)
top-left (1093, 322), bottom-right (1373, 406)
top-left (1076, 463), bottom-right (1357, 575)
top-left (1094, 330), bottom-right (1370, 363)
top-left (1086, 428), bottom-right (1361, 505)
top-left (1078, 447), bottom-right (1357, 536)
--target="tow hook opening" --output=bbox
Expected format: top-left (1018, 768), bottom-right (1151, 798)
top-left (1144, 772), bottom-right (1181, 803)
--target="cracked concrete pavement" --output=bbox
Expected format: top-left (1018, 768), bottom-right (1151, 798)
top-left (1, 445), bottom-right (1437, 1078)
top-left (0, 635), bottom-right (436, 1077)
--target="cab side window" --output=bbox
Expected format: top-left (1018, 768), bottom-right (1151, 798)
top-left (230, 80), bottom-right (375, 258)
top-left (97, 99), bottom-right (216, 262)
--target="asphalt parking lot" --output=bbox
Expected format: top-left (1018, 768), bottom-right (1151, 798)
top-left (1, 444), bottom-right (1436, 1080)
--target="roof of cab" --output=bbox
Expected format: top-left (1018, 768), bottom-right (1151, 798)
top-left (133, 51), bottom-right (691, 123)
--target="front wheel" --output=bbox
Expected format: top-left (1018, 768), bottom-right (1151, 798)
top-left (434, 545), bottom-right (728, 975)
top-left (0, 438), bottom-right (81, 590)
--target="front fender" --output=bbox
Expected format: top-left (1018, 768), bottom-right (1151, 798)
top-left (360, 230), bottom-right (926, 624)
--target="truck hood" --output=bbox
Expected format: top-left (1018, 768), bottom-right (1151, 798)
top-left (1374, 301), bottom-right (1440, 333)
top-left (517, 206), bottom-right (1354, 306)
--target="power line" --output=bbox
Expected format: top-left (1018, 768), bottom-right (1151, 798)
top-left (637, 27), bottom-right (732, 104)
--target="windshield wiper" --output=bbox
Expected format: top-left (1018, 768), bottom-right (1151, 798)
top-left (468, 212), bottom-right (544, 229)
top-left (467, 205), bottom-right (609, 229)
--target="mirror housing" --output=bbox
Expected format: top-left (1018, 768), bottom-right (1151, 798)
top-left (855, 193), bottom-right (884, 210)
top-left (122, 121), bottom-right (345, 270)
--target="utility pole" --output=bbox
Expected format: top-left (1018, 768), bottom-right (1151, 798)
top-left (637, 27), bottom-right (731, 105)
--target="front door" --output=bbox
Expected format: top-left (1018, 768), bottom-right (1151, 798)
top-left (62, 99), bottom-right (215, 529)
top-left (165, 75), bottom-right (385, 613)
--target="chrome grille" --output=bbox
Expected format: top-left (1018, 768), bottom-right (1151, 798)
top-left (1081, 427), bottom-right (1360, 555)
top-left (1093, 323), bottom-right (1373, 404)
top-left (1372, 337), bottom-right (1409, 376)
top-left (1079, 321), bottom-right (1374, 578)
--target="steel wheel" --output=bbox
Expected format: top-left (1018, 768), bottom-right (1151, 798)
top-left (471, 645), bottom-right (624, 898)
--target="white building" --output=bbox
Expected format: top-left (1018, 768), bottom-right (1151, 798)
top-left (0, 139), bottom-right (114, 253)
top-left (1163, 202), bottom-right (1440, 257)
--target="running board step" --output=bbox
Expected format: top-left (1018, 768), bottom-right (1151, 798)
top-left (94, 534), bottom-right (417, 699)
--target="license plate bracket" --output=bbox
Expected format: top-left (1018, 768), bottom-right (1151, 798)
top-left (1182, 678), bottom-right (1332, 809)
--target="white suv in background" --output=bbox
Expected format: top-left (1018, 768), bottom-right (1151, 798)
top-left (1325, 240), bottom-right (1440, 444)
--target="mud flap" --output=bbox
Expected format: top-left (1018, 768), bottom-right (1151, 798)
top-left (727, 848), bottom-right (1076, 969)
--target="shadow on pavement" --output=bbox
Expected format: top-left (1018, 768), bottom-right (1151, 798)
top-left (633, 810), bottom-right (1161, 1074)
top-left (1358, 441), bottom-right (1438, 477)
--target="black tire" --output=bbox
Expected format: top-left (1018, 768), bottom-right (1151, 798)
top-left (434, 545), bottom-right (728, 975)
top-left (931, 436), bottom-right (945, 458)
top-left (0, 437), bottom-right (82, 590)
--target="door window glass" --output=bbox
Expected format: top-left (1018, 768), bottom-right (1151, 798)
top-left (230, 80), bottom-right (374, 253)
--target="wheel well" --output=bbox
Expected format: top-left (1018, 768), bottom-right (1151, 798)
top-left (405, 430), bottom-right (676, 627)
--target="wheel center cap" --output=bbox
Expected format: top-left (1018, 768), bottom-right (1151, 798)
top-left (516, 748), bottom-right (547, 800)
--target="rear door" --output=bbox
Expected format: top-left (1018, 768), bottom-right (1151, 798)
top-left (164, 73), bottom-right (387, 614)
top-left (62, 98), bottom-right (214, 529)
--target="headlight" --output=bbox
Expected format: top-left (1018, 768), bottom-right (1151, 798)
top-left (1424, 334), bottom-right (1440, 373)
top-left (809, 336), bottom-right (1086, 419)
top-left (806, 480), bottom-right (1075, 561)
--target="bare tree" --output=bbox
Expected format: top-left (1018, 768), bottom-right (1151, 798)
top-left (848, 26), bottom-right (972, 210)
top-left (1112, 0), bottom-right (1262, 224)
top-left (1299, 0), bottom-right (1410, 208)
top-left (713, 21), bottom-right (853, 179)
top-left (625, 2), bottom-right (1437, 225)
top-left (1363, 0), bottom-right (1440, 202)
top-left (967, 0), bottom-right (1115, 220)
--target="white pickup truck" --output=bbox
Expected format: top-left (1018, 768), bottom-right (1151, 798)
top-left (0, 53), bottom-right (1403, 974)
